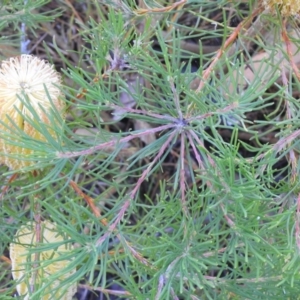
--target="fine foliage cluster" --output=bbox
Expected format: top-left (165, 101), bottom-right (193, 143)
top-left (1, 0), bottom-right (300, 299)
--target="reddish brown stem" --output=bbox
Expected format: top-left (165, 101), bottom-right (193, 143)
top-left (296, 192), bottom-right (300, 251)
top-left (66, 176), bottom-right (151, 266)
top-left (281, 19), bottom-right (300, 82)
top-left (67, 177), bottom-right (108, 226)
top-left (0, 173), bottom-right (18, 200)
top-left (194, 6), bottom-right (262, 94)
top-left (58, 123), bottom-right (175, 159)
top-left (180, 133), bottom-right (188, 218)
top-left (96, 129), bottom-right (179, 246)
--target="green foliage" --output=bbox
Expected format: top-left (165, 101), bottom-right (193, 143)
top-left (1, 0), bottom-right (300, 299)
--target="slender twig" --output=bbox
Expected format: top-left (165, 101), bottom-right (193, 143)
top-left (0, 173), bottom-right (18, 200)
top-left (296, 192), bottom-right (300, 252)
top-left (170, 288), bottom-right (179, 300)
top-left (188, 102), bottom-right (238, 122)
top-left (188, 130), bottom-right (216, 168)
top-left (203, 274), bottom-right (283, 284)
top-left (78, 283), bottom-right (131, 297)
top-left (281, 19), bottom-right (299, 184)
top-left (108, 104), bottom-right (177, 122)
top-left (188, 131), bottom-right (234, 226)
top-left (186, 131), bottom-right (206, 171)
top-left (273, 130), bottom-right (300, 154)
top-left (58, 123), bottom-right (175, 158)
top-left (0, 255), bottom-right (11, 264)
top-left (169, 77), bottom-right (183, 120)
top-left (131, 129), bottom-right (178, 199)
top-left (194, 6), bottom-right (262, 94)
top-left (156, 244), bottom-right (190, 300)
top-left (155, 275), bottom-right (165, 300)
top-left (67, 178), bottom-right (108, 226)
top-left (65, 0), bottom-right (84, 23)
top-left (96, 129), bottom-right (179, 246)
top-left (203, 243), bottom-right (245, 258)
top-left (254, 129), bottom-right (300, 180)
top-left (220, 203), bottom-right (236, 229)
top-left (96, 198), bottom-right (130, 247)
top-left (179, 133), bottom-right (188, 217)
top-left (281, 19), bottom-right (300, 82)
top-left (122, 238), bottom-right (152, 266)
top-left (67, 176), bottom-right (151, 266)
top-left (156, 255), bottom-right (182, 300)
top-left (284, 90), bottom-right (298, 184)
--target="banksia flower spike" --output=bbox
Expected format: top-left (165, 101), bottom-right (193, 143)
top-left (263, 0), bottom-right (300, 16)
top-left (0, 55), bottom-right (64, 171)
top-left (10, 221), bottom-right (76, 300)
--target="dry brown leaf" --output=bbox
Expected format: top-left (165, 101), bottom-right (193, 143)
top-left (0, 44), bottom-right (19, 58)
top-left (228, 29), bottom-right (300, 94)
top-left (190, 30), bottom-right (300, 95)
top-left (133, 119), bottom-right (156, 145)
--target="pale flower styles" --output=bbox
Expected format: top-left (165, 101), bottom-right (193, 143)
top-left (10, 221), bottom-right (76, 299)
top-left (263, 0), bottom-right (300, 16)
top-left (0, 55), bottom-right (64, 171)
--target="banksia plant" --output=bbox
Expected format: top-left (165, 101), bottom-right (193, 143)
top-left (10, 221), bottom-right (76, 299)
top-left (4, 1), bottom-right (300, 299)
top-left (0, 55), bottom-right (64, 171)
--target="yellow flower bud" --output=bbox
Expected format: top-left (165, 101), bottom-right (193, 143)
top-left (263, 0), bottom-right (300, 16)
top-left (10, 221), bottom-right (76, 300)
top-left (0, 55), bottom-right (64, 171)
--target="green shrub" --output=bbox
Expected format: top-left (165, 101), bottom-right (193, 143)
top-left (1, 1), bottom-right (300, 299)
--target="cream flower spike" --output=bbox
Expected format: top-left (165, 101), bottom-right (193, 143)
top-left (0, 55), bottom-right (64, 171)
top-left (263, 0), bottom-right (300, 16)
top-left (10, 221), bottom-right (77, 300)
